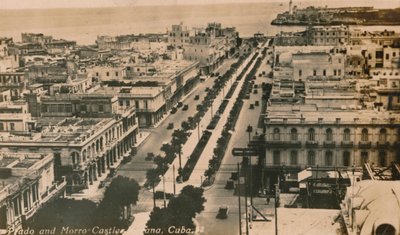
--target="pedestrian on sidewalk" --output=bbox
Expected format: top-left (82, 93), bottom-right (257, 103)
top-left (266, 196), bottom-right (270, 205)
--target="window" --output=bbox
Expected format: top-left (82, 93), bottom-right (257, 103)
top-left (343, 128), bottom-right (351, 141)
top-left (299, 70), bottom-right (302, 77)
top-left (338, 58), bottom-right (342, 63)
top-left (393, 52), bottom-right (396, 57)
top-left (32, 183), bottom-right (38, 203)
top-left (273, 128), bottom-right (280, 141)
top-left (115, 72), bottom-right (119, 77)
top-left (326, 128), bottom-right (333, 141)
top-left (379, 128), bottom-right (387, 142)
top-left (323, 69), bottom-right (326, 76)
top-left (290, 128), bottom-right (298, 141)
top-left (126, 100), bottom-right (130, 106)
top-left (386, 54), bottom-right (390, 60)
top-left (290, 151), bottom-right (298, 165)
top-left (10, 123), bottom-right (15, 131)
top-left (307, 151), bottom-right (315, 165)
top-left (273, 151), bottom-right (280, 165)
top-left (343, 151), bottom-right (350, 166)
top-left (361, 151), bottom-right (369, 163)
top-left (98, 105), bottom-right (104, 112)
top-left (23, 190), bottom-right (29, 212)
top-left (135, 101), bottom-right (139, 109)
top-left (13, 197), bottom-right (21, 217)
top-left (0, 123), bottom-right (3, 131)
top-left (308, 128), bottom-right (315, 141)
top-left (313, 70), bottom-right (317, 76)
top-left (325, 151), bottom-right (333, 166)
top-left (338, 69), bottom-right (342, 76)
top-left (361, 128), bottom-right (368, 141)
top-left (106, 72), bottom-right (109, 76)
top-left (334, 69), bottom-right (337, 76)
top-left (119, 100), bottom-right (123, 106)
top-left (379, 151), bottom-right (386, 166)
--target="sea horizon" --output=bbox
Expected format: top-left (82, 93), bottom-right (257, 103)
top-left (1, 1), bottom-right (399, 45)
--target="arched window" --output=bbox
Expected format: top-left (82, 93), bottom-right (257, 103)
top-left (361, 128), bottom-right (368, 141)
top-left (379, 129), bottom-right (387, 142)
top-left (343, 128), bottom-right (351, 141)
top-left (308, 128), bottom-right (315, 141)
top-left (379, 151), bottom-right (387, 166)
top-left (290, 128), bottom-right (298, 141)
top-left (273, 151), bottom-right (280, 165)
top-left (307, 151), bottom-right (315, 165)
top-left (325, 151), bottom-right (333, 166)
top-left (343, 151), bottom-right (350, 166)
top-left (326, 128), bottom-right (333, 141)
top-left (290, 151), bottom-right (298, 165)
top-left (273, 128), bottom-right (280, 141)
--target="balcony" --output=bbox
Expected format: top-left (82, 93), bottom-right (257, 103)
top-left (376, 141), bottom-right (390, 148)
top-left (266, 140), bottom-right (301, 148)
top-left (305, 141), bottom-right (319, 148)
top-left (359, 141), bottom-right (372, 149)
top-left (323, 141), bottom-right (336, 148)
top-left (341, 141), bottom-right (353, 148)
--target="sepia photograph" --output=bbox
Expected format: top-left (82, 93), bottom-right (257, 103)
top-left (0, 0), bottom-right (399, 234)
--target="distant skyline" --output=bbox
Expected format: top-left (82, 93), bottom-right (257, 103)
top-left (2, 0), bottom-right (400, 9)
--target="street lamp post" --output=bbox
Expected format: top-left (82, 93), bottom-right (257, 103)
top-left (246, 125), bottom-right (253, 206)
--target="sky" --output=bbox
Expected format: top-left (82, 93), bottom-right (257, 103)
top-left (1, 0), bottom-right (399, 9)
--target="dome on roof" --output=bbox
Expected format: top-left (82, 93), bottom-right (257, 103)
top-left (343, 180), bottom-right (400, 235)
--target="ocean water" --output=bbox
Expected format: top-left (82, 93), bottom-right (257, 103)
top-left (0, 1), bottom-right (399, 45)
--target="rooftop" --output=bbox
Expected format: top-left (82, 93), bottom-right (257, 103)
top-left (0, 117), bottom-right (113, 144)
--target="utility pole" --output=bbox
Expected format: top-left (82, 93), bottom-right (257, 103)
top-left (275, 185), bottom-right (278, 235)
top-left (163, 175), bottom-right (166, 208)
top-left (246, 125), bottom-right (253, 206)
top-left (173, 164), bottom-right (176, 195)
top-left (244, 155), bottom-right (249, 235)
top-left (152, 181), bottom-right (156, 209)
top-left (238, 163), bottom-right (242, 235)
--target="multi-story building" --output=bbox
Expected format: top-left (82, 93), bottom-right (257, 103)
top-left (21, 33), bottom-right (53, 45)
top-left (371, 68), bottom-right (400, 111)
top-left (306, 25), bottom-right (350, 46)
top-left (183, 22), bottom-right (238, 74)
top-left (0, 152), bottom-right (66, 233)
top-left (262, 41), bottom-right (400, 192)
top-left (49, 76), bottom-right (93, 95)
top-left (350, 29), bottom-right (400, 47)
top-left (0, 73), bottom-right (26, 100)
top-left (96, 34), bottom-right (167, 52)
top-left (168, 23), bottom-right (191, 48)
top-left (92, 86), bottom-right (165, 127)
top-left (0, 38), bottom-right (19, 73)
top-left (274, 46), bottom-right (346, 81)
top-left (0, 94), bottom-right (138, 193)
top-left (263, 104), bottom-right (400, 189)
top-left (87, 66), bottom-right (127, 81)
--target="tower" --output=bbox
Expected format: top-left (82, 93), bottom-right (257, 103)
top-left (289, 0), bottom-right (293, 15)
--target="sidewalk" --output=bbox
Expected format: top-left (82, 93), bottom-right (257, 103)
top-left (124, 212), bottom-right (150, 235)
top-left (155, 52), bottom-right (258, 193)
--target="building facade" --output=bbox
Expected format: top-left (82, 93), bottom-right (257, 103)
top-left (0, 153), bottom-right (66, 233)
